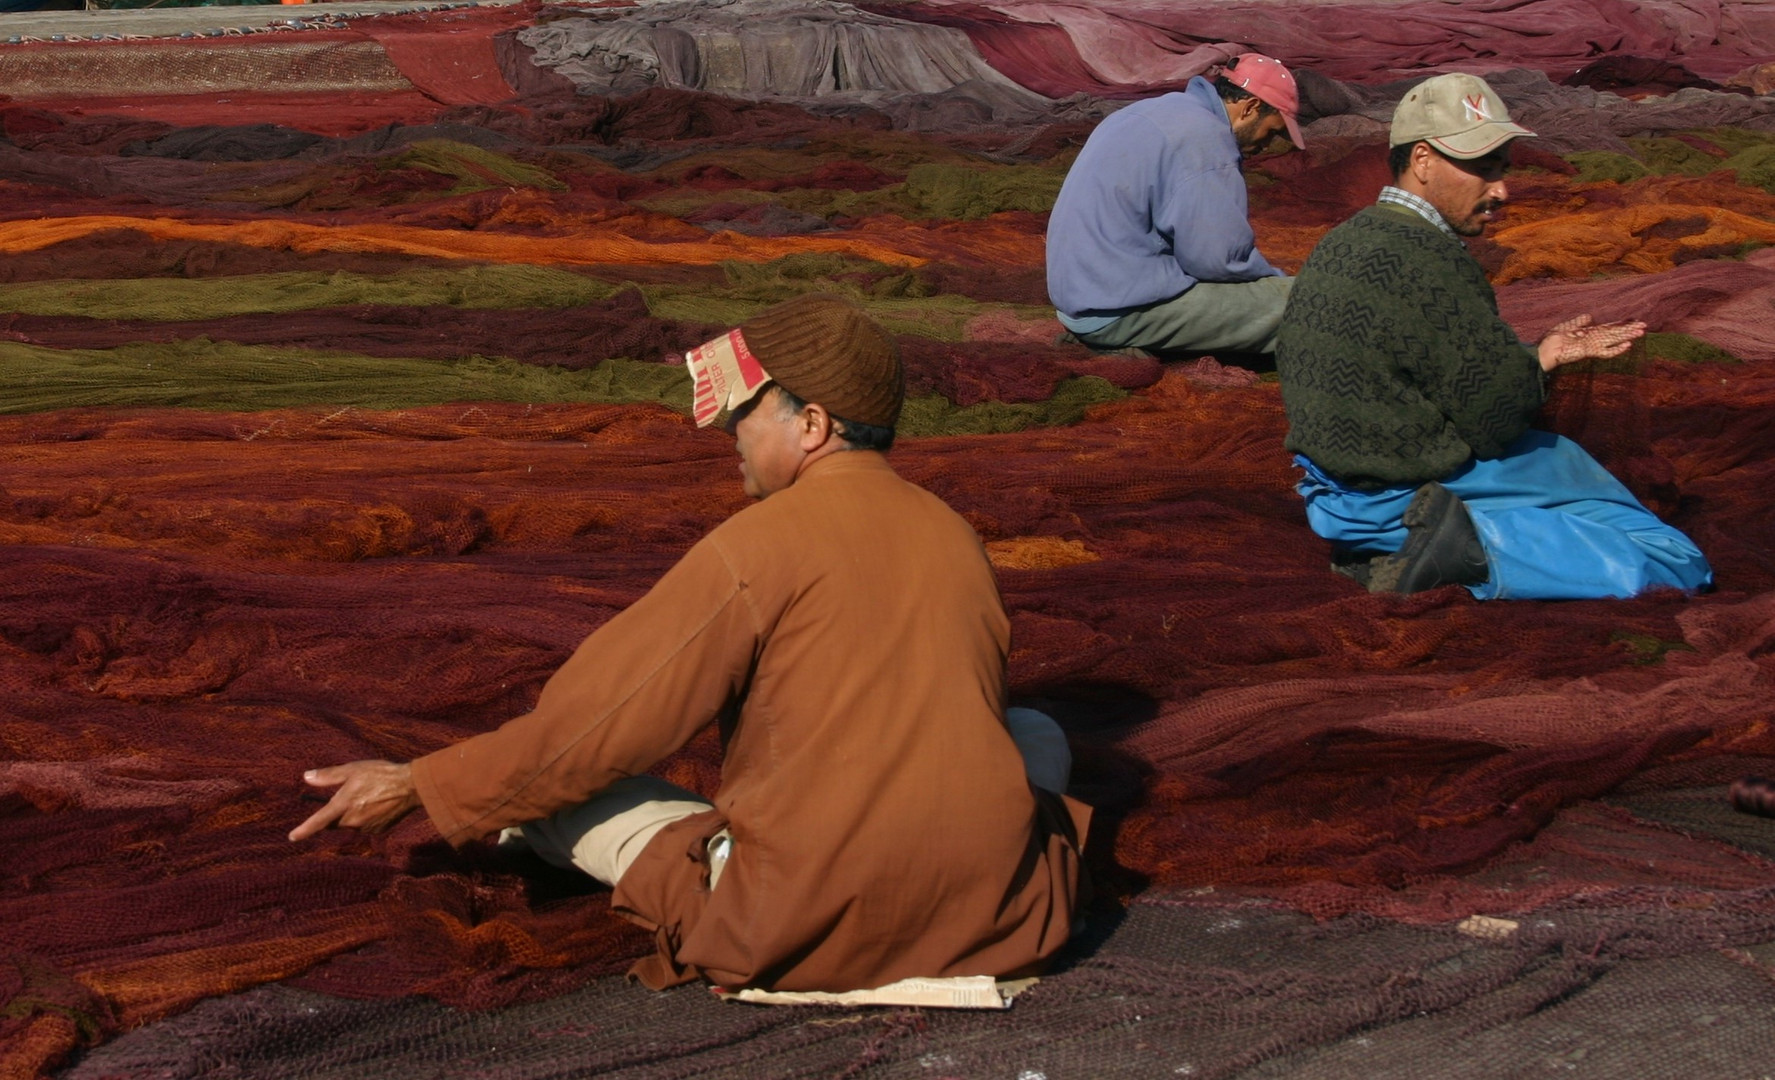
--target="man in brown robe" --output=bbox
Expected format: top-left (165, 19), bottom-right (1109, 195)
top-left (291, 293), bottom-right (1089, 993)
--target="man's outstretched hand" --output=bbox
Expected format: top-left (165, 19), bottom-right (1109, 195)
top-left (1538, 314), bottom-right (1646, 371)
top-left (289, 760), bottom-right (421, 841)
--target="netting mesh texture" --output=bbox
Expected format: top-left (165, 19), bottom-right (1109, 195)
top-left (2, 4), bottom-right (1774, 1077)
top-left (55, 793), bottom-right (1775, 1079)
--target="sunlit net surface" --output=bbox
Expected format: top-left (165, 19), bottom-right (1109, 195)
top-left (3, 1), bottom-right (1775, 1076)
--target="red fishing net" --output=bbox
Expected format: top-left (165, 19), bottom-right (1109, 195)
top-left (1, 4), bottom-right (1773, 1076)
top-left (4, 349), bottom-right (1770, 1067)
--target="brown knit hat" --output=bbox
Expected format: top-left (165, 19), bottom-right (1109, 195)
top-left (737, 293), bottom-right (903, 430)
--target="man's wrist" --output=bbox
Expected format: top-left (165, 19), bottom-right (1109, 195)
top-left (1536, 338), bottom-right (1561, 372)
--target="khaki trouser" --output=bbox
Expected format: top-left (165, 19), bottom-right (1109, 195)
top-left (509, 707), bottom-right (1072, 888)
top-left (1079, 275), bottom-right (1292, 355)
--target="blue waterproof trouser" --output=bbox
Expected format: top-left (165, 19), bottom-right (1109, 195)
top-left (1294, 431), bottom-right (1713, 600)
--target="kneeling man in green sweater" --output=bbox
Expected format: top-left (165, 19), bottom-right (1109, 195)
top-left (1274, 72), bottom-right (1712, 600)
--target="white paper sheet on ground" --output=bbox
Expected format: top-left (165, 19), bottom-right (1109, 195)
top-left (686, 328), bottom-right (771, 427)
top-left (715, 975), bottom-right (1039, 1009)
top-left (1456, 915), bottom-right (1520, 941)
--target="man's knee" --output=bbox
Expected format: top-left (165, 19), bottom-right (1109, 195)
top-left (1006, 707), bottom-right (1071, 794)
top-left (1083, 276), bottom-right (1292, 356)
top-left (515, 776), bottom-right (712, 886)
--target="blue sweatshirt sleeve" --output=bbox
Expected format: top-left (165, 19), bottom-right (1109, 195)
top-left (1154, 155), bottom-right (1280, 284)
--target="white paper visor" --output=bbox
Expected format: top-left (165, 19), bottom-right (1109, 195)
top-left (686, 329), bottom-right (772, 428)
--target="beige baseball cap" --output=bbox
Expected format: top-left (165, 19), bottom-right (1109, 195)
top-left (1389, 72), bottom-right (1534, 159)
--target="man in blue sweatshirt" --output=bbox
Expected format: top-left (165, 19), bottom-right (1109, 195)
top-left (1046, 53), bottom-right (1304, 358)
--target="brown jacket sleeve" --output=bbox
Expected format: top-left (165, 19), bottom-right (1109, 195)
top-left (410, 535), bottom-right (759, 845)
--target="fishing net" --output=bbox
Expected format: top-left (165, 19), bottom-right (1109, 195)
top-left (1, 2), bottom-right (1773, 1076)
top-left (872, 0), bottom-right (1775, 88)
top-left (51, 801), bottom-right (1775, 1079)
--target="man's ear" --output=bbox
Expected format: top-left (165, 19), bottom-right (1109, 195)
top-left (1226, 96), bottom-right (1259, 125)
top-left (797, 402), bottom-right (835, 451)
top-left (1411, 141), bottom-right (1435, 183)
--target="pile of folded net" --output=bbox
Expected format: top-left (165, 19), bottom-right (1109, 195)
top-left (3, 0), bottom-right (1775, 1074)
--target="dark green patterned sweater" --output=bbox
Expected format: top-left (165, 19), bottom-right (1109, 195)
top-left (1276, 204), bottom-right (1544, 489)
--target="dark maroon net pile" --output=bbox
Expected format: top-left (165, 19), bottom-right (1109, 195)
top-left (5, 353), bottom-right (1772, 1073)
top-left (0, 5), bottom-right (1772, 1076)
top-left (54, 797), bottom-right (1775, 1078)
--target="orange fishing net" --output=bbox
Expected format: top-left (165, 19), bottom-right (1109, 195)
top-left (2, 8), bottom-right (1774, 1075)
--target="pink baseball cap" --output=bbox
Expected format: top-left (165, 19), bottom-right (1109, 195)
top-left (1225, 53), bottom-right (1305, 148)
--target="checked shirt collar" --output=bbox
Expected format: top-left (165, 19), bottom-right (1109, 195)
top-left (1377, 185), bottom-right (1458, 239)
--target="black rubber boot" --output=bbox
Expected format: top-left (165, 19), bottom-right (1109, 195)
top-left (1367, 483), bottom-right (1490, 594)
